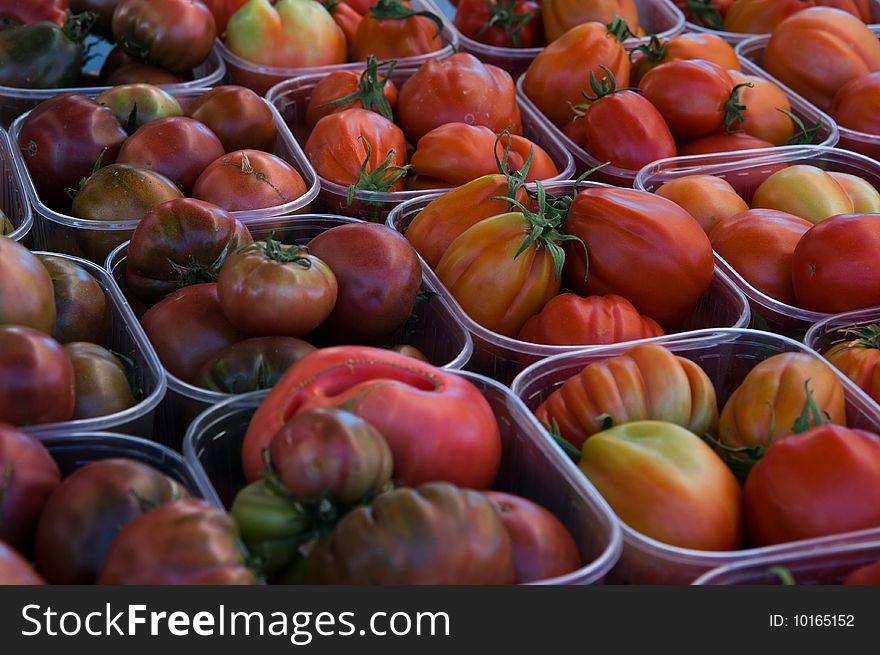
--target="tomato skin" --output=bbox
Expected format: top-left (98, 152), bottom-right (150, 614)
top-left (824, 330), bottom-right (880, 404)
top-left (0, 541), bottom-right (46, 584)
top-left (453, 0), bottom-right (543, 48)
top-left (194, 336), bottom-right (316, 393)
top-left (654, 174), bottom-right (748, 234)
top-left (677, 131), bottom-right (775, 156)
top-left (63, 342), bottom-right (136, 420)
top-left (563, 187), bottom-right (714, 328)
top-left (844, 561), bottom-right (880, 585)
top-left (99, 499), bottom-right (256, 585)
top-left (708, 209), bottom-right (812, 305)
top-left (192, 149), bottom-right (308, 211)
top-left (72, 164), bottom-right (184, 223)
top-left (104, 61), bottom-right (190, 86)
top-left (726, 70), bottom-right (794, 145)
top-left (792, 214), bottom-right (880, 313)
top-left (0, 326), bottom-right (74, 426)
top-left (482, 491), bottom-right (580, 583)
top-left (718, 352), bottom-right (846, 455)
top-left (523, 21), bottom-right (630, 128)
top-left (580, 420), bottom-right (743, 550)
top-left (517, 293), bottom-right (664, 346)
top-left (830, 72), bottom-right (880, 134)
top-left (828, 172), bottom-right (880, 212)
top-left (305, 482), bottom-right (515, 584)
top-left (542, 0), bottom-right (639, 42)
top-left (140, 283), bottom-right (245, 383)
top-left (187, 85), bottom-right (277, 153)
top-left (305, 69), bottom-right (399, 130)
top-left (202, 0), bottom-right (249, 33)
top-left (242, 346), bottom-right (502, 488)
top-left (535, 342), bottom-right (719, 448)
top-left (35, 458), bottom-right (188, 584)
top-left (398, 53), bottom-right (522, 143)
top-left (350, 0), bottom-right (444, 61)
top-left (0, 238), bottom-right (56, 334)
top-left (752, 165), bottom-right (853, 224)
top-left (723, 0), bottom-right (814, 33)
top-left (328, 1), bottom-right (363, 42)
top-left (96, 84), bottom-right (183, 133)
top-left (744, 425), bottom-right (880, 546)
top-left (0, 424), bottom-right (60, 553)
top-left (637, 33), bottom-right (740, 84)
top-left (38, 255), bottom-right (108, 347)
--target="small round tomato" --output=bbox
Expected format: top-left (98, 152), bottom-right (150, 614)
top-left (38, 255), bottom-right (107, 345)
top-left (453, 0), bottom-right (543, 48)
top-left (677, 131), bottom-right (775, 156)
top-left (192, 150), bottom-right (308, 211)
top-left (349, 0), bottom-right (444, 61)
top-left (95, 84), bottom-right (183, 133)
top-left (187, 85), bottom-right (277, 153)
top-left (830, 72), bottom-right (880, 134)
top-left (63, 342), bottom-right (136, 420)
top-left (194, 336), bottom-right (316, 393)
top-left (0, 238), bottom-right (56, 334)
top-left (202, 0), bottom-right (250, 33)
top-left (726, 70), bottom-right (794, 146)
top-left (217, 239), bottom-right (338, 338)
top-left (327, 1), bottom-right (363, 42)
top-left (305, 57), bottom-right (399, 129)
top-left (828, 171), bottom-right (880, 212)
top-left (654, 174), bottom-right (748, 234)
top-left (823, 325), bottom-right (880, 404)
top-left (751, 164), bottom-right (854, 223)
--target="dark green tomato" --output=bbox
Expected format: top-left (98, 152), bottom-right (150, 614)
top-left (194, 336), bottom-right (316, 394)
top-left (37, 254), bottom-right (107, 345)
top-left (95, 83), bottom-right (183, 133)
top-left (63, 342), bottom-right (135, 419)
top-left (0, 13), bottom-right (94, 89)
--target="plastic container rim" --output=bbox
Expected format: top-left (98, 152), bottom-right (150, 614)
top-left (0, 127), bottom-right (32, 242)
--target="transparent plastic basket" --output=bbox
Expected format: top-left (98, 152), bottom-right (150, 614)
top-left (635, 145), bottom-right (880, 339)
top-left (693, 539), bottom-right (880, 584)
top-left (0, 43), bottom-right (226, 128)
top-left (511, 327), bottom-right (880, 584)
top-left (106, 214), bottom-right (474, 450)
top-left (217, 0), bottom-right (460, 96)
top-left (183, 371), bottom-right (624, 585)
top-left (265, 65), bottom-right (575, 223)
top-left (8, 89), bottom-right (320, 264)
top-left (737, 28), bottom-right (880, 160)
top-left (515, 55), bottom-right (839, 186)
top-left (430, 0), bottom-right (686, 79)
top-left (21, 252), bottom-right (166, 439)
top-left (0, 128), bottom-right (31, 243)
top-left (386, 180), bottom-right (751, 384)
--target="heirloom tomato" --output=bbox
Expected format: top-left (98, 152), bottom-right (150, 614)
top-left (63, 343), bottom-right (135, 420)
top-left (725, 70), bottom-right (794, 145)
top-left (0, 542), bottom-right (45, 585)
top-left (96, 84), bottom-right (183, 133)
top-left (349, 0), bottom-right (444, 61)
top-left (751, 165), bottom-right (853, 223)
top-left (830, 72), bottom-right (880, 134)
top-left (192, 150), bottom-right (308, 211)
top-left (630, 32), bottom-right (739, 84)
top-left (828, 172), bottom-right (880, 212)
top-left (0, 238), bottom-right (56, 334)
top-left (677, 131), bottom-right (774, 156)
top-left (542, 0), bottom-right (639, 42)
top-left (202, 0), bottom-right (249, 33)
top-left (844, 561), bottom-right (880, 585)
top-left (188, 85), bottom-right (277, 153)
top-left (305, 56), bottom-right (398, 129)
top-left (723, 0), bottom-right (814, 33)
top-left (242, 346), bottom-right (502, 487)
top-left (326, 1), bottom-right (363, 43)
top-left (453, 0), bottom-right (543, 48)
top-left (38, 255), bottom-right (107, 344)
top-left (195, 336), bottom-right (316, 393)
top-left (823, 325), bottom-right (880, 404)
top-left (654, 175), bottom-right (748, 234)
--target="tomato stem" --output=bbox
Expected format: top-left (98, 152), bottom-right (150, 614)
top-left (223, 153), bottom-right (287, 203)
top-left (543, 418), bottom-right (582, 464)
top-left (605, 16), bottom-right (634, 42)
top-left (837, 324), bottom-right (880, 350)
top-left (630, 34), bottom-right (665, 64)
top-left (685, 0), bottom-right (723, 29)
top-left (320, 55), bottom-right (397, 122)
top-left (251, 237), bottom-right (314, 267)
top-left (790, 379), bottom-right (829, 434)
top-left (368, 0), bottom-right (444, 38)
top-left (345, 136), bottom-right (412, 205)
top-left (779, 108), bottom-right (820, 145)
top-left (723, 82), bottom-right (753, 134)
top-left (62, 10), bottom-right (96, 43)
top-left (476, 0), bottom-right (535, 48)
top-left (769, 566), bottom-right (797, 586)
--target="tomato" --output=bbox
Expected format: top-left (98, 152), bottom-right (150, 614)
top-left (677, 131), bottom-right (775, 156)
top-left (126, 198), bottom-right (253, 305)
top-left (751, 164), bottom-right (853, 223)
top-left (35, 458), bottom-right (187, 584)
top-left (830, 72), bottom-right (880, 134)
top-left (63, 342), bottom-right (135, 420)
top-left (0, 238), bottom-right (56, 334)
top-left (0, 424), bottom-right (60, 553)
top-left (192, 150), bottom-right (308, 211)
top-left (242, 346), bottom-right (502, 487)
top-left (453, 0), bottom-right (543, 49)
top-left (38, 255), bottom-right (107, 345)
top-left (305, 482), bottom-right (515, 584)
top-left (542, 0), bottom-right (639, 42)
top-left (708, 209), bottom-right (812, 305)
top-left (194, 336), bottom-right (316, 393)
top-left (398, 53), bottom-right (521, 143)
top-left (350, 0), bottom-right (444, 61)
top-left (104, 60), bottom-right (189, 86)
top-left (723, 0), bottom-right (813, 33)
top-left (347, 0), bottom-right (378, 12)
top-left (308, 223), bottom-right (422, 344)
top-left (523, 21), bottom-right (629, 128)
top-left (0, 541), bottom-right (45, 585)
top-left (820, 0), bottom-right (872, 22)
top-left (563, 187), bottom-right (714, 328)
top-left (99, 499), bottom-right (256, 585)
top-left (269, 407), bottom-right (393, 503)
top-left (95, 84), bottom-right (183, 133)
top-left (225, 0), bottom-right (345, 68)
top-left (844, 560), bottom-right (880, 585)
top-left (202, 0), bottom-right (249, 33)
top-left (326, 1), bottom-right (363, 42)
top-left (409, 123), bottom-right (557, 188)
top-left (823, 325), bottom-right (880, 404)
top-left (764, 7), bottom-right (880, 111)
top-left (829, 173), bottom-right (878, 208)
top-left (654, 175), bottom-right (748, 234)
top-left (744, 425), bottom-right (880, 546)
top-left (305, 56), bottom-right (399, 129)
top-left (792, 214), bottom-right (880, 313)
top-left (0, 0), bottom-right (68, 25)
top-left (141, 283), bottom-right (245, 383)
top-left (579, 420), bottom-right (743, 550)
top-left (631, 32), bottom-right (740, 84)
top-left (0, 326), bottom-right (74, 426)
top-left (305, 108), bottom-right (407, 191)
top-left (726, 70), bottom-right (794, 146)
top-left (217, 238), bottom-right (337, 338)
top-left (0, 12), bottom-right (91, 89)
top-left (188, 86), bottom-right (277, 153)
top-left (18, 94), bottom-right (127, 211)
top-left (481, 491), bottom-right (580, 583)
top-left (517, 293), bottom-right (664, 346)
top-left (112, 0), bottom-right (217, 73)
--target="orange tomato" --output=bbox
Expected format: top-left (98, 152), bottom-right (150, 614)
top-left (726, 70), bottom-right (794, 146)
top-left (655, 174), bottom-right (748, 234)
top-left (751, 164), bottom-right (854, 224)
top-left (723, 0), bottom-right (814, 34)
top-left (830, 72), bottom-right (880, 134)
top-left (541, 0), bottom-right (640, 42)
top-left (824, 325), bottom-right (880, 404)
top-left (631, 33), bottom-right (739, 84)
top-left (827, 172), bottom-right (880, 212)
top-left (349, 0), bottom-right (444, 61)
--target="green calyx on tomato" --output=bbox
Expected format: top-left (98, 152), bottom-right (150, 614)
top-left (686, 0), bottom-right (723, 29)
top-left (723, 82), bottom-right (754, 134)
top-left (605, 16), bottom-right (635, 43)
top-left (779, 108), bottom-right (821, 146)
top-left (368, 0), bottom-right (444, 38)
top-left (345, 136), bottom-right (412, 204)
top-left (494, 129), bottom-right (532, 203)
top-left (573, 66), bottom-right (633, 109)
top-left (631, 34), bottom-right (665, 64)
top-left (835, 324), bottom-right (880, 351)
top-left (321, 55), bottom-right (397, 122)
top-left (477, 0), bottom-right (535, 49)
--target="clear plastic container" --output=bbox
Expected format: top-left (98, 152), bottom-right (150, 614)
top-left (265, 66), bottom-right (575, 223)
top-left (183, 371), bottom-right (624, 585)
top-left (23, 252), bottom-right (166, 440)
top-left (430, 0), bottom-right (686, 79)
top-left (693, 539), bottom-right (880, 584)
top-left (0, 128), bottom-right (31, 243)
top-left (106, 214), bottom-right (474, 450)
top-left (386, 180), bottom-right (751, 384)
top-left (217, 0), bottom-right (459, 96)
top-left (0, 44), bottom-right (226, 128)
top-left (511, 327), bottom-right (880, 584)
top-left (636, 145), bottom-right (880, 339)
top-left (737, 28), bottom-right (880, 160)
top-left (8, 89), bottom-right (320, 264)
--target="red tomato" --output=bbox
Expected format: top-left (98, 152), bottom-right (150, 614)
top-left (678, 131), bottom-right (775, 156)
top-left (202, 0), bottom-right (249, 33)
top-left (0, 237), bottom-right (56, 334)
top-left (632, 32), bottom-right (740, 85)
top-left (823, 326), bottom-right (880, 405)
top-left (187, 85), bottom-right (277, 153)
top-left (328, 2), bottom-right (363, 42)
top-left (726, 70), bottom-right (794, 146)
top-left (305, 58), bottom-right (399, 129)
top-left (192, 150), bottom-right (308, 211)
top-left (349, 0), bottom-right (444, 60)
top-left (453, 0), bottom-right (544, 48)
top-left (723, 0), bottom-right (815, 33)
top-left (830, 72), bottom-right (880, 134)
top-left (0, 0), bottom-right (68, 25)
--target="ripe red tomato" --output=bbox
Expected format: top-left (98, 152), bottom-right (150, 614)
top-left (0, 237), bottom-right (56, 334)
top-left (202, 0), bottom-right (249, 33)
top-left (723, 0), bottom-right (814, 33)
top-left (305, 59), bottom-right (399, 129)
top-left (192, 150), bottom-right (308, 211)
top-left (328, 1), bottom-right (363, 42)
top-left (453, 0), bottom-right (543, 48)
top-left (678, 131), bottom-right (775, 156)
top-left (349, 0), bottom-right (444, 60)
top-left (830, 72), bottom-right (880, 134)
top-left (187, 85), bottom-right (277, 153)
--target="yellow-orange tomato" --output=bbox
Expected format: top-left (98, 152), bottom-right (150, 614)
top-left (830, 72), bottom-right (880, 134)
top-left (631, 33), bottom-right (740, 84)
top-left (655, 174), bottom-right (748, 233)
top-left (764, 7), bottom-right (880, 111)
top-left (827, 172), bottom-right (880, 212)
top-left (542, 0), bottom-right (640, 42)
top-left (534, 342), bottom-right (719, 448)
top-left (718, 352), bottom-right (846, 454)
top-left (723, 0), bottom-right (813, 33)
top-left (727, 70), bottom-right (794, 145)
top-left (751, 164), bottom-right (854, 223)
top-left (708, 208), bottom-right (812, 305)
top-left (824, 325), bottom-right (880, 404)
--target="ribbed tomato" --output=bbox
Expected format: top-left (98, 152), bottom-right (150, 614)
top-left (823, 325), bottom-right (880, 404)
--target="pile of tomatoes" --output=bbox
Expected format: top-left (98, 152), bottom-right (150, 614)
top-left (679, 0), bottom-right (872, 34)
